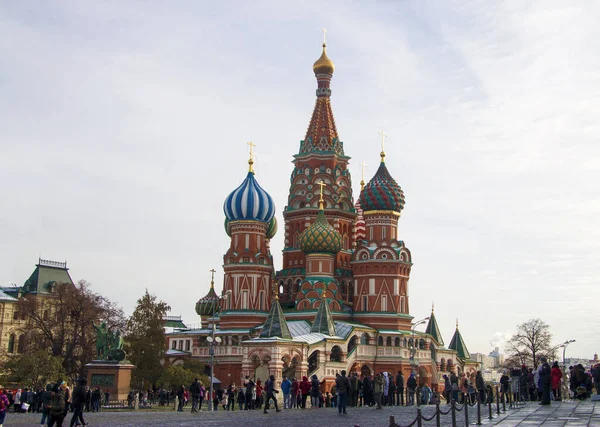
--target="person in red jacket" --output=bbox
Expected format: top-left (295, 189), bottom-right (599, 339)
top-left (550, 361), bottom-right (563, 401)
top-left (299, 376), bottom-right (311, 409)
top-left (291, 378), bottom-right (299, 409)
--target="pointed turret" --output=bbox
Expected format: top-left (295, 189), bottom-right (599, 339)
top-left (259, 296), bottom-right (292, 339)
top-left (311, 297), bottom-right (336, 336)
top-left (448, 319), bottom-right (470, 359)
top-left (425, 304), bottom-right (444, 346)
top-left (300, 42), bottom-right (344, 155)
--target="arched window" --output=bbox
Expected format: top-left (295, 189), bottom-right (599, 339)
top-left (17, 334), bottom-right (26, 353)
top-left (378, 336), bottom-right (384, 346)
top-left (419, 339), bottom-right (425, 349)
top-left (360, 333), bottom-right (369, 345)
top-left (403, 338), bottom-right (408, 347)
top-left (7, 334), bottom-right (15, 353)
top-left (386, 337), bottom-right (392, 347)
top-left (408, 338), bottom-right (413, 348)
top-left (330, 346), bottom-right (342, 362)
top-left (348, 336), bottom-right (357, 354)
top-left (394, 337), bottom-right (401, 347)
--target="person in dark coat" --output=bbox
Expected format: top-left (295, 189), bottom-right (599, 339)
top-left (475, 371), bottom-right (485, 403)
top-left (396, 371), bottom-right (405, 406)
top-left (539, 357), bottom-right (552, 405)
top-left (189, 378), bottom-right (201, 413)
top-left (48, 384), bottom-right (66, 427)
top-left (69, 378), bottom-right (88, 427)
top-left (176, 386), bottom-right (185, 411)
top-left (263, 375), bottom-right (281, 414)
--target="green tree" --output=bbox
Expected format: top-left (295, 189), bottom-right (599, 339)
top-left (156, 365), bottom-right (209, 390)
top-left (127, 289), bottom-right (170, 390)
top-left (506, 318), bottom-right (553, 369)
top-left (2, 349), bottom-right (65, 389)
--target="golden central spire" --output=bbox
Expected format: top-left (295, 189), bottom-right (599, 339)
top-left (247, 141), bottom-right (256, 173)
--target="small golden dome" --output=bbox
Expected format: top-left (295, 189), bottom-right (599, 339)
top-left (313, 43), bottom-right (335, 75)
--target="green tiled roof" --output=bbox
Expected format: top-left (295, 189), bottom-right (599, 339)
top-left (448, 326), bottom-right (470, 360)
top-left (310, 299), bottom-right (336, 336)
top-left (164, 320), bottom-right (187, 329)
top-left (259, 298), bottom-right (291, 339)
top-left (23, 260), bottom-right (74, 294)
top-left (425, 311), bottom-right (444, 346)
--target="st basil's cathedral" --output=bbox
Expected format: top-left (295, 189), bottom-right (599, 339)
top-left (165, 41), bottom-right (477, 391)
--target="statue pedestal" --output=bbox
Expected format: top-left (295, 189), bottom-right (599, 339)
top-left (85, 360), bottom-right (134, 402)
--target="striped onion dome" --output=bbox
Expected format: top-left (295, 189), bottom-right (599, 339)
top-left (359, 161), bottom-right (405, 212)
top-left (195, 282), bottom-right (220, 317)
top-left (266, 216), bottom-right (278, 240)
top-left (299, 208), bottom-right (342, 254)
top-left (223, 172), bottom-right (275, 223)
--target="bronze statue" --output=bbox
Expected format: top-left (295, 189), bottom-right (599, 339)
top-left (93, 321), bottom-right (125, 362)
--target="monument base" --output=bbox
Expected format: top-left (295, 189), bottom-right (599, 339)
top-left (85, 360), bottom-right (134, 402)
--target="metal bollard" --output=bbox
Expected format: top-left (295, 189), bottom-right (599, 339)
top-left (502, 392), bottom-right (506, 413)
top-left (451, 400), bottom-right (457, 426)
top-left (477, 394), bottom-right (482, 426)
top-left (389, 415), bottom-right (395, 427)
top-left (489, 399), bottom-right (493, 420)
top-left (436, 403), bottom-right (441, 427)
top-left (465, 399), bottom-right (469, 427)
top-left (496, 387), bottom-right (501, 415)
top-left (417, 408), bottom-right (423, 427)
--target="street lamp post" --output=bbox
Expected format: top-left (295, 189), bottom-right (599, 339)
top-left (206, 322), bottom-right (222, 411)
top-left (562, 339), bottom-right (576, 370)
top-left (411, 317), bottom-right (430, 376)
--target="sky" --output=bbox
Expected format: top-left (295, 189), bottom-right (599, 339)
top-left (1, 0), bottom-right (599, 360)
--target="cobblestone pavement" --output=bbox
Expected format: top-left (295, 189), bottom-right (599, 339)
top-left (1, 401), bottom-right (596, 427)
top-left (490, 400), bottom-right (600, 426)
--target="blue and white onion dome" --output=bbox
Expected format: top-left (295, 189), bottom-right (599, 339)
top-left (223, 171), bottom-right (276, 223)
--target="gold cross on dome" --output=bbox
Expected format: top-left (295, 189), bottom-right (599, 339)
top-left (360, 161), bottom-right (368, 182)
top-left (247, 141), bottom-right (256, 159)
top-left (378, 130), bottom-right (388, 152)
top-left (247, 141), bottom-right (256, 172)
top-left (209, 268), bottom-right (216, 288)
top-left (318, 180), bottom-right (326, 201)
top-left (321, 28), bottom-right (327, 44)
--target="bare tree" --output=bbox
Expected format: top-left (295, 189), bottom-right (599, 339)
top-left (505, 318), bottom-right (553, 369)
top-left (16, 280), bottom-right (125, 380)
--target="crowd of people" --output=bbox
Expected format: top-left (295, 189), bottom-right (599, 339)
top-left (1, 362), bottom-right (598, 426)
top-left (0, 378), bottom-right (101, 427)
